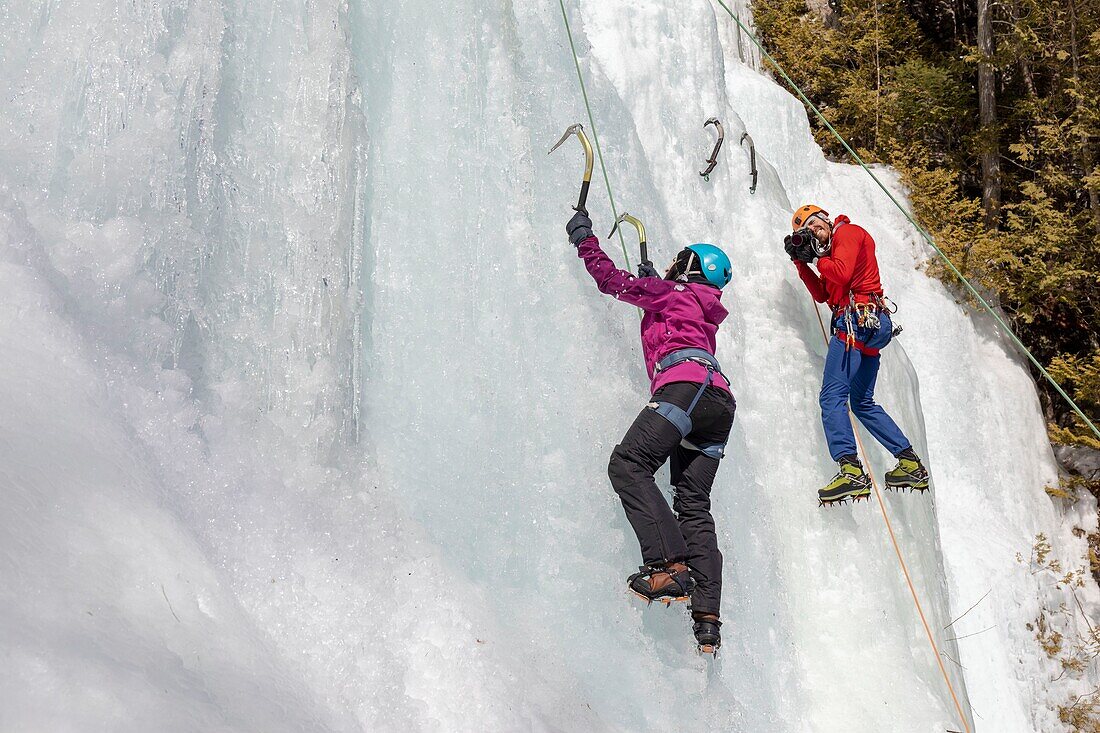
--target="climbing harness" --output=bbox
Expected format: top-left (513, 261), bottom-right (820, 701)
top-left (712, 0), bottom-right (1099, 443)
top-left (609, 212), bottom-right (654, 275)
top-left (855, 303), bottom-right (881, 331)
top-left (739, 132), bottom-right (758, 194)
top-left (833, 306), bottom-right (877, 358)
top-left (831, 294), bottom-right (897, 356)
top-left (649, 349), bottom-right (728, 460)
top-left (881, 295), bottom-right (904, 337)
top-left (699, 117), bottom-right (724, 179)
top-left (847, 299), bottom-right (882, 332)
top-left (549, 123), bottom-right (595, 215)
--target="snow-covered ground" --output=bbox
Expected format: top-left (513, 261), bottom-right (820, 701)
top-left (1, 1), bottom-right (1096, 731)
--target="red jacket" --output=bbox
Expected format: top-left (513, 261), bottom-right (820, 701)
top-left (794, 215), bottom-right (884, 309)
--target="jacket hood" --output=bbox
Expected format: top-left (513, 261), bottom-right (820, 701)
top-left (685, 282), bottom-right (729, 325)
top-left (833, 214), bottom-right (851, 228)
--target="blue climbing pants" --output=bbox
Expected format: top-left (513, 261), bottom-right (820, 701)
top-left (819, 311), bottom-right (912, 461)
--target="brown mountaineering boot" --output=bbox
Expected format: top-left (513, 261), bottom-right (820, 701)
top-left (628, 562), bottom-right (695, 605)
top-left (692, 611), bottom-right (721, 654)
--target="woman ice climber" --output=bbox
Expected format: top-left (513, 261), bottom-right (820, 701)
top-left (567, 210), bottom-right (735, 654)
top-left (785, 204), bottom-right (931, 505)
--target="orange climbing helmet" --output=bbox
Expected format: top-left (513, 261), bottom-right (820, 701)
top-left (791, 204), bottom-right (829, 230)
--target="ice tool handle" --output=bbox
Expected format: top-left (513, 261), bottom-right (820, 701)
top-left (739, 132), bottom-right (758, 194)
top-left (608, 212), bottom-right (651, 271)
top-left (549, 123), bottom-right (595, 215)
top-left (699, 118), bottom-right (724, 179)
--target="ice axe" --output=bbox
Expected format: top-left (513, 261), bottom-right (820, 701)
top-left (699, 117), bottom-right (724, 179)
top-left (549, 123), bottom-right (595, 215)
top-left (608, 213), bottom-right (652, 274)
top-left (740, 131), bottom-right (758, 194)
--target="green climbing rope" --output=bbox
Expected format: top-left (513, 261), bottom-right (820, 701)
top-left (711, 0), bottom-right (1100, 442)
top-left (557, 0), bottom-right (632, 270)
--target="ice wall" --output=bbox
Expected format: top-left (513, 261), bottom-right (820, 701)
top-left (0, 1), bottom-right (1096, 731)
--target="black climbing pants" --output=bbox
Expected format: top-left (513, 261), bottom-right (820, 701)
top-left (607, 381), bottom-right (736, 617)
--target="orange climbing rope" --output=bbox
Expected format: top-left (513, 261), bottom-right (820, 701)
top-left (811, 302), bottom-right (971, 733)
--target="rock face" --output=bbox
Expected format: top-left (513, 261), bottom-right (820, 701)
top-left (1056, 444), bottom-right (1100, 478)
top-left (805, 0), bottom-right (841, 28)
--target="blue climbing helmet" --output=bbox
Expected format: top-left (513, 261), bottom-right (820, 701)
top-left (684, 243), bottom-right (732, 288)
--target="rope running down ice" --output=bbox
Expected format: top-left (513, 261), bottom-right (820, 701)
top-left (557, 0), bottom-right (632, 269)
top-left (810, 302), bottom-right (971, 733)
top-left (712, 0), bottom-right (1099, 442)
top-left (556, 4), bottom-right (976, 727)
top-left (725, 0), bottom-right (975, 722)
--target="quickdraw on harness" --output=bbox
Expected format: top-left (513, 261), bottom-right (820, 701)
top-left (648, 348), bottom-right (727, 460)
top-left (832, 293), bottom-right (900, 357)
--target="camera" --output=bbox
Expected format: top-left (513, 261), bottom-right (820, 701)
top-left (787, 228), bottom-right (814, 249)
top-left (784, 227), bottom-right (830, 261)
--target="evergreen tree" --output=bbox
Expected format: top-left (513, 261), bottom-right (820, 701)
top-left (755, 0), bottom-right (1100, 447)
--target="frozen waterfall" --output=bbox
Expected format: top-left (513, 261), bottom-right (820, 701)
top-left (1, 1), bottom-right (1097, 731)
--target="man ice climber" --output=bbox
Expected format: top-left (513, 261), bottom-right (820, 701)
top-left (786, 204), bottom-right (931, 505)
top-left (567, 209), bottom-right (736, 654)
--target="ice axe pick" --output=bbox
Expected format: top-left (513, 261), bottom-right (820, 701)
top-left (609, 213), bottom-right (652, 273)
top-left (699, 117), bottom-right (724, 179)
top-left (549, 123), bottom-right (595, 214)
top-left (740, 131), bottom-right (758, 194)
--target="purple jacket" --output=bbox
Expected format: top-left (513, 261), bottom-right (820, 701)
top-left (577, 235), bottom-right (732, 396)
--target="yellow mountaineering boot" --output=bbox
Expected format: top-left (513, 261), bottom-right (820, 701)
top-left (819, 456), bottom-right (872, 506)
top-left (884, 448), bottom-right (930, 492)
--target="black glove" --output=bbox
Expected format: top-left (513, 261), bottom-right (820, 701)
top-left (794, 244), bottom-right (817, 264)
top-left (784, 233), bottom-right (816, 264)
top-left (566, 210), bottom-right (593, 246)
top-left (783, 236), bottom-right (798, 262)
top-left (637, 261), bottom-right (659, 278)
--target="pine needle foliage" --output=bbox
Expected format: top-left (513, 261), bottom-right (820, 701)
top-left (754, 0), bottom-right (1100, 447)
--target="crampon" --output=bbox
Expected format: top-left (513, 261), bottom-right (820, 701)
top-left (692, 613), bottom-right (721, 656)
top-left (884, 453), bottom-right (930, 494)
top-left (818, 459), bottom-right (872, 507)
top-left (819, 492), bottom-right (873, 508)
top-left (627, 562), bottom-right (694, 606)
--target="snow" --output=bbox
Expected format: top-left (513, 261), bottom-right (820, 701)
top-left (0, 1), bottom-right (1097, 731)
